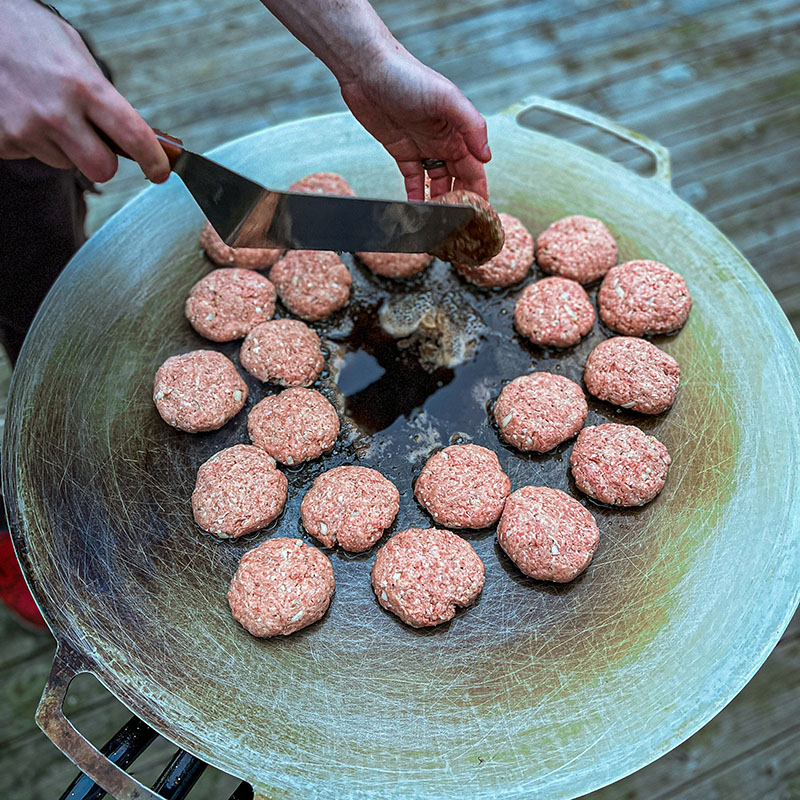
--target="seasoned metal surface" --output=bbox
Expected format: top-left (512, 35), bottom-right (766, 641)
top-left (4, 102), bottom-right (800, 800)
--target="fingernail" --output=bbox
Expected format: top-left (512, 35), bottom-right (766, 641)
top-left (483, 144), bottom-right (492, 160)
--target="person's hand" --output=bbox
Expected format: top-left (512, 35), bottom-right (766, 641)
top-left (339, 48), bottom-right (491, 201)
top-left (0, 0), bottom-right (170, 183)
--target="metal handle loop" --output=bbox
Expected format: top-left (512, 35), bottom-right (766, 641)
top-left (503, 94), bottom-right (672, 187)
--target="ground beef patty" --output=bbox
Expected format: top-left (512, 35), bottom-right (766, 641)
top-left (598, 260), bottom-right (692, 336)
top-left (185, 268), bottom-right (276, 342)
top-left (228, 537), bottom-right (335, 637)
top-left (371, 527), bottom-right (485, 627)
top-left (240, 319), bottom-right (324, 387)
top-left (454, 212), bottom-right (534, 288)
top-left (356, 251), bottom-right (433, 280)
top-left (248, 387), bottom-right (339, 465)
top-left (494, 372), bottom-right (587, 452)
top-left (301, 465), bottom-right (400, 552)
top-left (570, 423), bottom-right (672, 506)
top-left (414, 443), bottom-right (511, 529)
top-left (430, 190), bottom-right (505, 267)
top-left (497, 486), bottom-right (600, 583)
top-left (584, 336), bottom-right (680, 414)
top-left (270, 250), bottom-right (352, 321)
top-left (199, 222), bottom-right (283, 270)
top-left (536, 215), bottom-right (617, 284)
top-left (289, 172), bottom-right (355, 196)
top-left (153, 350), bottom-right (247, 433)
top-left (192, 444), bottom-right (288, 538)
top-left (514, 276), bottom-right (595, 347)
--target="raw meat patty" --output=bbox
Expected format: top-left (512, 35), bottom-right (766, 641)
top-left (494, 372), bottom-right (587, 452)
top-left (153, 350), bottom-right (247, 433)
top-left (248, 387), bottom-right (339, 465)
top-left (185, 268), bottom-right (276, 342)
top-left (227, 537), bottom-right (335, 637)
top-left (570, 423), bottom-right (672, 506)
top-left (289, 172), bottom-right (355, 196)
top-left (240, 319), bottom-right (324, 387)
top-left (536, 215), bottom-right (617, 284)
top-left (301, 465), bottom-right (400, 552)
top-left (598, 260), bottom-right (692, 336)
top-left (371, 527), bottom-right (485, 628)
top-left (414, 443), bottom-right (511, 529)
top-left (454, 213), bottom-right (534, 288)
top-left (270, 250), bottom-right (352, 321)
top-left (497, 486), bottom-right (600, 583)
top-left (356, 251), bottom-right (432, 279)
top-left (430, 190), bottom-right (505, 267)
top-left (199, 222), bottom-right (283, 270)
top-left (584, 336), bottom-right (680, 414)
top-left (192, 444), bottom-right (288, 538)
top-left (514, 276), bottom-right (595, 347)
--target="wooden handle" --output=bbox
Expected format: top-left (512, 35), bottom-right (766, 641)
top-left (93, 125), bottom-right (184, 170)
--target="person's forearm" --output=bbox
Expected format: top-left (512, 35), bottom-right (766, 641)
top-left (260, 0), bottom-right (400, 84)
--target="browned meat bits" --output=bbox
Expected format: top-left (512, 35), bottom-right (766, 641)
top-left (270, 250), bottom-right (352, 321)
top-left (301, 465), bottom-right (400, 552)
top-left (227, 538), bottom-right (335, 637)
top-left (536, 215), bottom-right (618, 284)
top-left (570, 423), bottom-right (672, 506)
top-left (185, 268), bottom-right (276, 342)
top-left (497, 486), bottom-right (600, 583)
top-left (514, 276), bottom-right (596, 348)
top-left (583, 336), bottom-right (680, 414)
top-left (454, 212), bottom-right (534, 288)
top-left (199, 222), bottom-right (283, 270)
top-left (371, 527), bottom-right (485, 627)
top-left (248, 387), bottom-right (340, 465)
top-left (356, 251), bottom-right (433, 280)
top-left (153, 350), bottom-right (247, 433)
top-left (430, 190), bottom-right (505, 267)
top-left (414, 443), bottom-right (511, 529)
top-left (493, 372), bottom-right (587, 452)
top-left (598, 260), bottom-right (692, 336)
top-left (192, 444), bottom-right (288, 538)
top-left (240, 319), bottom-right (324, 387)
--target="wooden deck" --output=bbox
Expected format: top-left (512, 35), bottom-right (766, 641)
top-left (1, 0), bottom-right (798, 798)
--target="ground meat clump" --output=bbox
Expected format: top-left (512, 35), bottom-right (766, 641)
top-left (494, 372), bottom-right (587, 452)
top-left (570, 423), bottom-right (672, 506)
top-left (536, 215), bottom-right (617, 284)
top-left (356, 251), bottom-right (433, 280)
top-left (497, 486), bottom-right (600, 583)
top-left (301, 465), bottom-right (400, 552)
top-left (454, 213), bottom-right (534, 288)
top-left (430, 190), bottom-right (505, 267)
top-left (414, 443), bottom-right (511, 529)
top-left (191, 444), bottom-right (287, 538)
top-left (584, 336), bottom-right (680, 414)
top-left (289, 172), bottom-right (355, 196)
top-left (227, 538), bottom-right (335, 637)
top-left (185, 268), bottom-right (276, 342)
top-left (248, 387), bottom-right (339, 465)
top-left (199, 222), bottom-right (283, 270)
top-left (270, 250), bottom-right (352, 321)
top-left (598, 260), bottom-right (692, 336)
top-left (371, 527), bottom-right (485, 628)
top-left (153, 350), bottom-right (247, 433)
top-left (240, 319), bottom-right (324, 387)
top-left (514, 276), bottom-right (595, 347)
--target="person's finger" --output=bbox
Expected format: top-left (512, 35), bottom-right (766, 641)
top-left (87, 85), bottom-right (170, 183)
top-left (0, 142), bottom-right (32, 160)
top-left (461, 117), bottom-right (491, 164)
top-left (448, 153), bottom-right (488, 199)
top-left (430, 173), bottom-right (454, 199)
top-left (396, 159), bottom-right (426, 201)
top-left (19, 138), bottom-right (74, 170)
top-left (444, 88), bottom-right (492, 163)
top-left (51, 120), bottom-right (119, 183)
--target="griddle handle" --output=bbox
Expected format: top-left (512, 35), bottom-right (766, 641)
top-left (37, 643), bottom-right (170, 800)
top-left (93, 125), bottom-right (184, 170)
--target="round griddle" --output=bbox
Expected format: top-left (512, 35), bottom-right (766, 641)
top-left (5, 97), bottom-right (800, 800)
